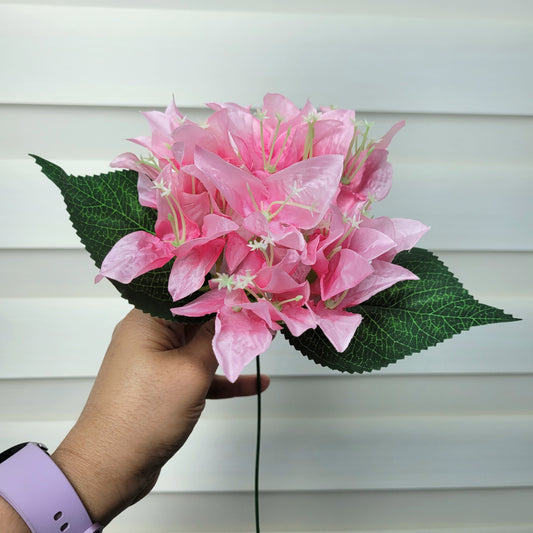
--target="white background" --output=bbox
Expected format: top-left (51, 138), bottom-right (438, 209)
top-left (0, 1), bottom-right (532, 531)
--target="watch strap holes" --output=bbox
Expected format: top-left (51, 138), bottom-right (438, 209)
top-left (54, 511), bottom-right (63, 521)
top-left (60, 522), bottom-right (70, 532)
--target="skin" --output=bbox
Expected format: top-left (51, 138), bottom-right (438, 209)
top-left (0, 309), bottom-right (270, 529)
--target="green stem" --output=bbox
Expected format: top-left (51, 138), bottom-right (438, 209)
top-left (255, 355), bottom-right (262, 533)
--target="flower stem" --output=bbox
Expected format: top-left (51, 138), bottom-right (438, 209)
top-left (255, 355), bottom-right (262, 533)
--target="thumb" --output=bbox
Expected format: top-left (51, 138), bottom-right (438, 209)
top-left (181, 319), bottom-right (218, 375)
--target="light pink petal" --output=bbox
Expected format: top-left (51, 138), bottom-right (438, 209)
top-left (168, 239), bottom-right (225, 301)
top-left (99, 231), bottom-right (173, 283)
top-left (180, 164), bottom-right (220, 209)
top-left (239, 299), bottom-right (280, 330)
top-left (343, 260), bottom-right (419, 307)
top-left (137, 173), bottom-right (158, 208)
top-left (365, 156), bottom-right (393, 201)
top-left (336, 186), bottom-right (366, 218)
top-left (233, 249), bottom-right (266, 277)
top-left (171, 123), bottom-right (218, 165)
top-left (110, 152), bottom-right (159, 179)
top-left (202, 213), bottom-right (239, 238)
top-left (352, 150), bottom-right (393, 201)
top-left (311, 302), bottom-right (362, 353)
top-left (171, 289), bottom-right (226, 317)
top-left (269, 222), bottom-right (306, 252)
top-left (193, 146), bottom-right (268, 216)
top-left (271, 302), bottom-right (317, 337)
top-left (320, 249), bottom-right (373, 301)
top-left (255, 266), bottom-right (303, 294)
top-left (360, 216), bottom-right (396, 238)
top-left (214, 307), bottom-right (273, 382)
top-left (207, 107), bottom-right (260, 169)
top-left (301, 234), bottom-right (320, 266)
top-left (110, 152), bottom-right (140, 170)
top-left (142, 110), bottom-right (174, 136)
top-left (262, 93), bottom-right (301, 127)
top-left (128, 135), bottom-right (153, 153)
top-left (180, 191), bottom-right (211, 227)
top-left (154, 189), bottom-right (200, 244)
top-left (390, 218), bottom-right (430, 253)
top-left (164, 97), bottom-right (185, 127)
top-left (313, 119), bottom-right (354, 157)
top-left (362, 217), bottom-right (430, 262)
top-left (272, 248), bottom-right (301, 275)
top-left (374, 120), bottom-right (405, 150)
top-left (319, 108), bottom-right (356, 127)
top-left (318, 206), bottom-right (347, 250)
top-left (225, 233), bottom-right (252, 273)
top-left (348, 227), bottom-right (396, 261)
top-left (266, 155), bottom-right (343, 229)
top-left (243, 211), bottom-right (270, 236)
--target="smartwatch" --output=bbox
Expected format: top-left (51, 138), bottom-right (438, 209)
top-left (0, 442), bottom-right (102, 533)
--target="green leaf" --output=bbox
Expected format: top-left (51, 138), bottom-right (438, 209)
top-left (283, 248), bottom-right (520, 373)
top-left (32, 155), bottom-right (202, 321)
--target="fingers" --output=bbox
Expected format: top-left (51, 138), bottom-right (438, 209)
top-left (207, 373), bottom-right (270, 399)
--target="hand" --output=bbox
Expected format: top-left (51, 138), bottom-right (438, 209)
top-left (0, 308), bottom-right (269, 529)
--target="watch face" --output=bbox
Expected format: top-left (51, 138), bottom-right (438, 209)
top-left (0, 442), bottom-right (28, 463)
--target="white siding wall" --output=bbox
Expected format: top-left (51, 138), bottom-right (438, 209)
top-left (1, 1), bottom-right (532, 531)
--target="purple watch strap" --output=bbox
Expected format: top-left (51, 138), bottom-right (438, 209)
top-left (0, 443), bottom-right (102, 533)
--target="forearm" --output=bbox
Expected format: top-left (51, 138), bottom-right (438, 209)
top-left (0, 497), bottom-right (31, 533)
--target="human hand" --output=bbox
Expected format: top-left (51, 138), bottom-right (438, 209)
top-left (49, 308), bottom-right (270, 526)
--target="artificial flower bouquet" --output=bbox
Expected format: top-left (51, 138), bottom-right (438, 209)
top-left (33, 93), bottom-right (517, 382)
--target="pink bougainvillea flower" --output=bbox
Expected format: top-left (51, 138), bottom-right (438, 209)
top-left (101, 93), bottom-right (429, 382)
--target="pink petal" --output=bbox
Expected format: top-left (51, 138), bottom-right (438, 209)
top-left (171, 123), bottom-right (218, 165)
top-left (170, 213), bottom-right (236, 260)
top-left (255, 266), bottom-right (303, 294)
top-left (99, 231), bottom-right (173, 283)
top-left (271, 303), bottom-right (317, 337)
top-left (374, 120), bottom-right (405, 150)
top-left (193, 146), bottom-right (268, 216)
top-left (313, 118), bottom-right (355, 157)
top-left (362, 217), bottom-right (430, 261)
top-left (348, 227), bottom-right (396, 261)
top-left (239, 299), bottom-right (280, 330)
top-left (168, 239), bottom-right (225, 301)
top-left (343, 260), bottom-right (419, 307)
top-left (136, 173), bottom-right (158, 208)
top-left (179, 191), bottom-right (211, 227)
top-left (243, 211), bottom-right (270, 236)
top-left (355, 150), bottom-right (393, 201)
top-left (206, 107), bottom-right (259, 169)
top-left (390, 218), bottom-right (430, 253)
top-left (214, 307), bottom-right (274, 382)
top-left (110, 152), bottom-right (160, 181)
top-left (202, 213), bottom-right (240, 238)
top-left (311, 302), bottom-right (362, 353)
top-left (269, 222), bottom-right (306, 251)
top-left (320, 249), bottom-right (373, 301)
top-left (266, 155), bottom-right (343, 229)
top-left (225, 232), bottom-right (252, 273)
top-left (171, 289), bottom-right (226, 317)
top-left (262, 93), bottom-right (301, 127)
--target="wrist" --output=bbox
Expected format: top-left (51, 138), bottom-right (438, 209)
top-left (51, 421), bottom-right (155, 526)
top-left (51, 442), bottom-right (126, 526)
